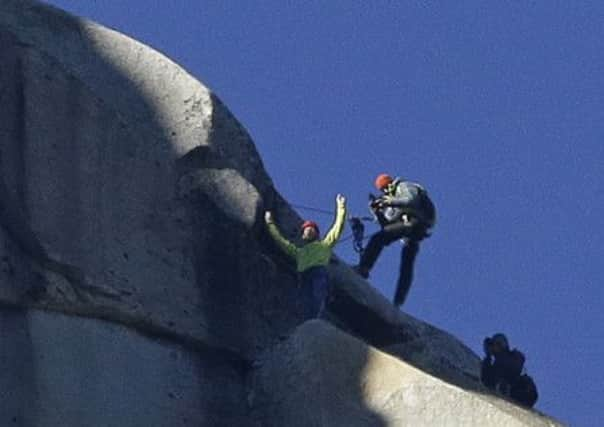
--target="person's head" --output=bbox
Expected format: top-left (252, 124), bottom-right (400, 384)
top-left (489, 333), bottom-right (509, 355)
top-left (301, 220), bottom-right (319, 242)
top-left (374, 174), bottom-right (394, 193)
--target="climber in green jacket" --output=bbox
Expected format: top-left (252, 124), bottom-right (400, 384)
top-left (265, 194), bottom-right (347, 319)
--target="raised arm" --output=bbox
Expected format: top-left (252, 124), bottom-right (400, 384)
top-left (265, 211), bottom-right (298, 259)
top-left (323, 194), bottom-right (347, 247)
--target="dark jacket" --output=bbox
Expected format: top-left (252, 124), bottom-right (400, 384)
top-left (374, 179), bottom-right (436, 229)
top-left (481, 349), bottom-right (525, 390)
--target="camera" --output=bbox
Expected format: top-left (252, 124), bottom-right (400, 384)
top-left (368, 194), bottom-right (383, 210)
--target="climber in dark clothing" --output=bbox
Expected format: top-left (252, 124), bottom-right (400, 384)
top-left (354, 174), bottom-right (436, 307)
top-left (481, 333), bottom-right (539, 408)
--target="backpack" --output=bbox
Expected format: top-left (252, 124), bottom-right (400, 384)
top-left (511, 374), bottom-right (539, 408)
top-left (384, 180), bottom-right (436, 228)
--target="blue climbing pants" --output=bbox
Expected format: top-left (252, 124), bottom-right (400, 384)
top-left (300, 266), bottom-right (330, 320)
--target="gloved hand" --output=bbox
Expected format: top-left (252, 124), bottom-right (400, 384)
top-left (336, 193), bottom-right (346, 206)
top-left (380, 195), bottom-right (394, 207)
top-left (264, 211), bottom-right (274, 224)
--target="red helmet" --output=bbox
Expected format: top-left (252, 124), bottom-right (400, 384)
top-left (301, 220), bottom-right (319, 234)
top-left (374, 174), bottom-right (393, 190)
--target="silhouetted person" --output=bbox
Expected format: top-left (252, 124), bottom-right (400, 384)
top-left (354, 174), bottom-right (435, 307)
top-left (481, 333), bottom-right (538, 408)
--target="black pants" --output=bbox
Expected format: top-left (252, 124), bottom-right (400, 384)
top-left (359, 221), bottom-right (424, 306)
top-left (394, 240), bottom-right (420, 306)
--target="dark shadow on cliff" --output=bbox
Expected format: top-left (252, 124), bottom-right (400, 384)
top-left (180, 103), bottom-right (387, 425)
top-left (0, 3), bottom-right (246, 425)
top-left (0, 2), bottom-right (555, 425)
top-left (0, 307), bottom-right (37, 427)
top-left (249, 320), bottom-right (389, 427)
top-left (0, 2), bottom-right (387, 425)
top-left (326, 278), bottom-right (486, 392)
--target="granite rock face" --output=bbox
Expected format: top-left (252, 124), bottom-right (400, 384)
top-left (0, 0), bottom-right (300, 361)
top-left (252, 321), bottom-right (561, 427)
top-left (0, 308), bottom-right (247, 427)
top-left (0, 1), bottom-right (563, 426)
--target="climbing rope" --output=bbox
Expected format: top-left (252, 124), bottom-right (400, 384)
top-left (291, 202), bottom-right (373, 222)
top-left (290, 202), bottom-right (375, 254)
top-left (290, 203), bottom-right (335, 217)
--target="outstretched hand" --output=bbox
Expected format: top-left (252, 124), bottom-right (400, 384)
top-left (264, 211), bottom-right (273, 223)
top-left (336, 193), bottom-right (346, 205)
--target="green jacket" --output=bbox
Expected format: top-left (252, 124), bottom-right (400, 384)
top-left (266, 201), bottom-right (346, 272)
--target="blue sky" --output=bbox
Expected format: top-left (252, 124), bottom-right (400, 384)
top-left (44, 1), bottom-right (604, 425)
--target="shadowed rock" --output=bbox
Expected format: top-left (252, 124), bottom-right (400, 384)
top-left (252, 321), bottom-right (562, 427)
top-left (0, 1), bottom-right (563, 426)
